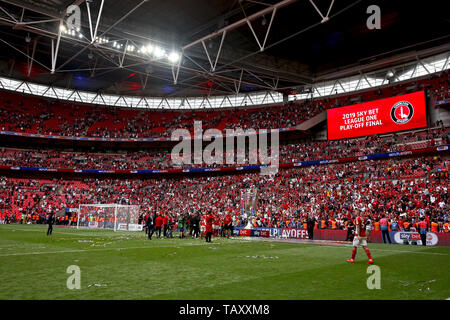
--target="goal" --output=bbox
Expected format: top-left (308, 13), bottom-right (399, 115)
top-left (76, 204), bottom-right (142, 231)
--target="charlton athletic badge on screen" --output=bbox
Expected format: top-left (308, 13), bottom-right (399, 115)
top-left (391, 101), bottom-right (414, 124)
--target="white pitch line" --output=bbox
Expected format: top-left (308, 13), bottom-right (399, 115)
top-left (306, 244), bottom-right (450, 256)
top-left (372, 248), bottom-right (450, 256)
top-left (5, 227), bottom-right (117, 237)
top-left (0, 243), bottom-right (211, 257)
top-left (3, 227), bottom-right (449, 257)
top-left (0, 238), bottom-right (253, 257)
top-left (238, 237), bottom-right (450, 256)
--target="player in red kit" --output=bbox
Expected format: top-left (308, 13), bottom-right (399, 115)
top-left (205, 211), bottom-right (213, 242)
top-left (224, 212), bottom-right (233, 239)
top-left (347, 209), bottom-right (374, 264)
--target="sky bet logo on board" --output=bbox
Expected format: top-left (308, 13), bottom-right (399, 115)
top-left (399, 232), bottom-right (411, 240)
top-left (391, 101), bottom-right (414, 124)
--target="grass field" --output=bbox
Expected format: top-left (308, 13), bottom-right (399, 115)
top-left (0, 224), bottom-right (449, 300)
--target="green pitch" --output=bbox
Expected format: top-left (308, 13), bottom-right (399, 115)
top-left (0, 224), bottom-right (449, 300)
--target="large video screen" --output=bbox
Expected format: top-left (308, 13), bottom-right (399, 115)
top-left (327, 91), bottom-right (427, 140)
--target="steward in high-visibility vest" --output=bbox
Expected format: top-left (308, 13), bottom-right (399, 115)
top-left (444, 222), bottom-right (449, 233)
top-left (403, 221), bottom-right (411, 231)
top-left (431, 221), bottom-right (438, 232)
top-left (374, 221), bottom-right (381, 232)
top-left (331, 220), bottom-right (337, 229)
top-left (321, 219), bottom-right (326, 229)
top-left (419, 218), bottom-right (428, 246)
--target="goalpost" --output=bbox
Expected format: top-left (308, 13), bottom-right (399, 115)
top-left (76, 204), bottom-right (142, 231)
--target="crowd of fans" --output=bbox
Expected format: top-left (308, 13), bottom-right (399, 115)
top-left (0, 126), bottom-right (447, 170)
top-left (0, 72), bottom-right (448, 139)
top-left (0, 95), bottom-right (313, 139)
top-left (0, 72), bottom-right (448, 237)
top-left (0, 156), bottom-right (448, 233)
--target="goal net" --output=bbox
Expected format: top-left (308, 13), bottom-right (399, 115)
top-left (76, 204), bottom-right (142, 231)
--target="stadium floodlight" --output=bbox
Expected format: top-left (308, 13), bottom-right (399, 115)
top-left (168, 52), bottom-right (180, 63)
top-left (153, 46), bottom-right (165, 58)
top-left (60, 25), bottom-right (66, 32)
top-left (146, 44), bottom-right (154, 54)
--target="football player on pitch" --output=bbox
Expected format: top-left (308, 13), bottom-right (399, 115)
top-left (347, 209), bottom-right (374, 264)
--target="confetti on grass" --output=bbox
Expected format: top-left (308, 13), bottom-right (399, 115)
top-left (87, 283), bottom-right (107, 288)
top-left (400, 279), bottom-right (436, 292)
top-left (245, 255), bottom-right (279, 259)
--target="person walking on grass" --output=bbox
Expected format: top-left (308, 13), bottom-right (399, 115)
top-left (178, 214), bottom-right (186, 238)
top-left (205, 211), bottom-right (213, 243)
top-left (419, 216), bottom-right (428, 246)
top-left (47, 213), bottom-right (54, 236)
top-left (191, 212), bottom-right (200, 238)
top-left (346, 209), bottom-right (374, 264)
top-left (155, 213), bottom-right (163, 238)
top-left (380, 214), bottom-right (392, 244)
top-left (146, 213), bottom-right (154, 240)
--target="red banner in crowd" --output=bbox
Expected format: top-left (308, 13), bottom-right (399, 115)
top-left (327, 91), bottom-right (427, 140)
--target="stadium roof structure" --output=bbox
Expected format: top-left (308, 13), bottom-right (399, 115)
top-left (0, 0), bottom-right (448, 104)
